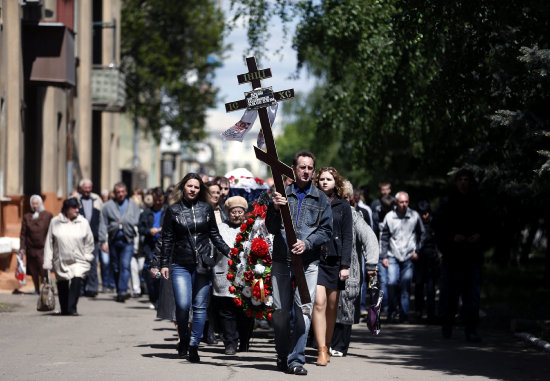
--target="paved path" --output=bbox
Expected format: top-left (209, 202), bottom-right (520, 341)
top-left (1, 291), bottom-right (548, 380)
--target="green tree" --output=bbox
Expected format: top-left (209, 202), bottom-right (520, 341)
top-left (232, 0), bottom-right (550, 271)
top-left (122, 0), bottom-right (226, 140)
top-left (276, 89), bottom-right (371, 187)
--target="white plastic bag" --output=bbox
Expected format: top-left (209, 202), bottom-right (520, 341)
top-left (15, 251), bottom-right (26, 285)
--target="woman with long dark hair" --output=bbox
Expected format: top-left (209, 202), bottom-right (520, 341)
top-left (159, 173), bottom-right (231, 362)
top-left (312, 167), bottom-right (353, 366)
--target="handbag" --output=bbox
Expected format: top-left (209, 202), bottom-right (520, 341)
top-left (178, 203), bottom-right (216, 271)
top-left (37, 274), bottom-right (56, 312)
top-left (366, 275), bottom-right (383, 335)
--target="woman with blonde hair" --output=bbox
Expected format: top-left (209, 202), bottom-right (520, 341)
top-left (312, 167), bottom-right (353, 366)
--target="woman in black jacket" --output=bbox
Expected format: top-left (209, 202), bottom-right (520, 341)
top-left (160, 173), bottom-right (231, 363)
top-left (312, 167), bottom-right (353, 366)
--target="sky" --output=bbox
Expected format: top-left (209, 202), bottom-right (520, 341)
top-left (206, 4), bottom-right (316, 135)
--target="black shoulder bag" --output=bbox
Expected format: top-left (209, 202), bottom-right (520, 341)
top-left (179, 203), bottom-right (216, 272)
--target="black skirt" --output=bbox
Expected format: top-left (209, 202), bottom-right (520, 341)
top-left (317, 256), bottom-right (345, 290)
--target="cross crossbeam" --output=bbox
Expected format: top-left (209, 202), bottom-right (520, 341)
top-left (225, 56), bottom-right (310, 304)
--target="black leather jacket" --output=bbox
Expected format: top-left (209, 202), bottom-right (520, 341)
top-left (160, 199), bottom-right (230, 269)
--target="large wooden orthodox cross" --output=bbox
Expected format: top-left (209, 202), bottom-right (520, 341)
top-left (225, 56), bottom-right (311, 304)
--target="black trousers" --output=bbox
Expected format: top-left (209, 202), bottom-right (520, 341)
top-left (331, 323), bottom-right (352, 355)
top-left (213, 296), bottom-right (254, 350)
top-left (57, 277), bottom-right (83, 315)
top-left (441, 258), bottom-right (481, 335)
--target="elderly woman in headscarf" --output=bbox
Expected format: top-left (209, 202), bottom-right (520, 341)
top-left (19, 195), bottom-right (53, 293)
top-left (43, 198), bottom-right (95, 316)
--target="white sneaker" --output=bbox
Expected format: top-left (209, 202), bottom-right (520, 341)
top-left (148, 303), bottom-right (156, 310)
top-left (329, 348), bottom-right (343, 357)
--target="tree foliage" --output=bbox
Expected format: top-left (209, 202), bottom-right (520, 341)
top-left (232, 0), bottom-right (550, 269)
top-left (121, 0), bottom-right (226, 140)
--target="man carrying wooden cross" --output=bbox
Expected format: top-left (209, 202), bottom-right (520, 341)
top-left (266, 150), bottom-right (333, 376)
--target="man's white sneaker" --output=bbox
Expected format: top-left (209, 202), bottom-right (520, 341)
top-left (329, 348), bottom-right (343, 357)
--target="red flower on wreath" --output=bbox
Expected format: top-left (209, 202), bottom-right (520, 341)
top-left (267, 312), bottom-right (273, 321)
top-left (253, 203), bottom-right (267, 217)
top-left (227, 259), bottom-right (234, 266)
top-left (234, 298), bottom-right (242, 306)
top-left (251, 237), bottom-right (269, 257)
top-left (243, 270), bottom-right (254, 283)
top-left (230, 247), bottom-right (239, 256)
top-left (240, 223), bottom-right (248, 232)
top-left (235, 235), bottom-right (243, 243)
top-left (245, 309), bottom-right (253, 317)
top-left (227, 273), bottom-right (234, 281)
top-left (246, 218), bottom-right (254, 225)
top-left (256, 311), bottom-right (264, 319)
top-left (228, 285), bottom-right (236, 294)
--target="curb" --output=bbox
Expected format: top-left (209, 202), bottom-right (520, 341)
top-left (515, 332), bottom-right (550, 353)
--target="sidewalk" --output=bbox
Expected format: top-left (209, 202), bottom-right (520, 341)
top-left (1, 292), bottom-right (549, 380)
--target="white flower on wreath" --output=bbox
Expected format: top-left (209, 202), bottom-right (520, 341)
top-left (254, 264), bottom-right (265, 275)
top-left (242, 241), bottom-right (251, 254)
top-left (265, 295), bottom-right (273, 307)
top-left (242, 286), bottom-right (252, 298)
top-left (251, 296), bottom-right (262, 306)
top-left (236, 264), bottom-right (245, 285)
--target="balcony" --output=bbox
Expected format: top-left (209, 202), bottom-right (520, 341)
top-left (91, 65), bottom-right (126, 111)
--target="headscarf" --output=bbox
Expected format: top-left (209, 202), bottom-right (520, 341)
top-left (30, 195), bottom-right (44, 220)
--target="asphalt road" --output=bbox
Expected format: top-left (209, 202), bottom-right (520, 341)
top-left (1, 291), bottom-right (548, 381)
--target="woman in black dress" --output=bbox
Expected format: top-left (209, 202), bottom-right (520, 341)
top-left (312, 167), bottom-right (353, 366)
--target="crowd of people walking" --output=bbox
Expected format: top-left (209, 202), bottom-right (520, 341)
top-left (19, 149), bottom-right (485, 374)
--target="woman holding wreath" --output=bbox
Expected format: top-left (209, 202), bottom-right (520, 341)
top-left (160, 173), bottom-right (231, 363)
top-left (312, 167), bottom-right (353, 366)
top-left (212, 196), bottom-right (254, 355)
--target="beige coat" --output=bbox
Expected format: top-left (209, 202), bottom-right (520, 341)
top-left (43, 213), bottom-right (95, 280)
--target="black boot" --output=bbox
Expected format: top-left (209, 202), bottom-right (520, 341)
top-left (206, 325), bottom-right (218, 345)
top-left (177, 340), bottom-right (188, 357)
top-left (188, 346), bottom-right (200, 363)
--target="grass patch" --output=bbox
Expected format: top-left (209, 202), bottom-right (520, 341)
top-left (0, 302), bottom-right (18, 313)
top-left (481, 256), bottom-right (550, 341)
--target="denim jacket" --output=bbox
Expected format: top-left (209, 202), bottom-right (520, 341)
top-left (266, 183), bottom-right (333, 265)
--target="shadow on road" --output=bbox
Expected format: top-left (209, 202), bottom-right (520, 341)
top-left (346, 323), bottom-right (549, 381)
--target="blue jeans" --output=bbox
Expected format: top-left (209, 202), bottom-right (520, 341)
top-left (171, 264), bottom-right (211, 347)
top-left (377, 258), bottom-right (389, 309)
top-left (387, 257), bottom-right (414, 320)
top-left (84, 242), bottom-right (100, 293)
top-left (100, 248), bottom-right (115, 288)
top-left (109, 239), bottom-right (134, 296)
top-left (272, 260), bottom-right (318, 368)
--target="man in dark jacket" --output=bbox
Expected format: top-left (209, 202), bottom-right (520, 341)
top-left (138, 187), bottom-right (165, 308)
top-left (433, 169), bottom-right (485, 342)
top-left (266, 150), bottom-right (333, 376)
top-left (414, 200), bottom-right (440, 323)
top-left (75, 179), bottom-right (107, 297)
